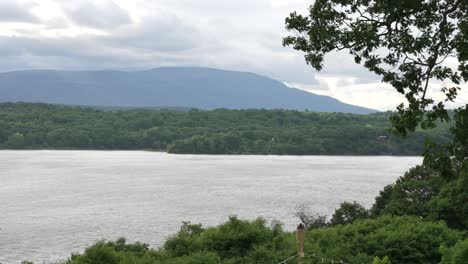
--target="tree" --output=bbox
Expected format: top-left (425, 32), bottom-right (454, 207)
top-left (162, 216), bottom-right (294, 263)
top-left (284, 2), bottom-right (468, 232)
top-left (440, 238), bottom-right (468, 264)
top-left (429, 161), bottom-right (468, 230)
top-left (371, 165), bottom-right (444, 218)
top-left (6, 132), bottom-right (25, 149)
top-left (424, 106), bottom-right (468, 178)
top-left (283, 0), bottom-right (467, 136)
top-left (67, 241), bottom-right (120, 264)
top-left (306, 215), bottom-right (462, 264)
top-left (293, 203), bottom-right (328, 229)
top-left (330, 201), bottom-right (369, 226)
top-left (373, 256), bottom-right (392, 264)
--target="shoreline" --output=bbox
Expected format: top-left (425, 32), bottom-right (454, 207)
top-left (0, 149), bottom-right (422, 157)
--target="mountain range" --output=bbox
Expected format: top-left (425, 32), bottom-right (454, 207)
top-left (0, 67), bottom-right (377, 114)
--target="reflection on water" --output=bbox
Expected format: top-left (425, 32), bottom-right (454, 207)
top-left (0, 151), bottom-right (421, 263)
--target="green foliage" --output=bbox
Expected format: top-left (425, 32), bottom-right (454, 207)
top-left (370, 108), bottom-right (468, 232)
top-left (296, 201), bottom-right (370, 229)
top-left (371, 165), bottom-right (444, 218)
top-left (424, 106), bottom-right (468, 179)
top-left (67, 217), bottom-right (296, 264)
top-left (65, 215), bottom-right (461, 264)
top-left (284, 0), bottom-right (467, 136)
top-left (372, 158), bottom-right (468, 231)
top-left (66, 238), bottom-right (156, 264)
top-left (330, 201), bottom-right (369, 226)
top-left (450, 107), bottom-right (468, 161)
top-left (6, 132), bottom-right (25, 149)
top-left (373, 256), bottom-right (392, 264)
top-left (0, 102), bottom-right (452, 155)
top-left (164, 251), bottom-right (219, 264)
top-left (429, 161), bottom-right (468, 230)
top-left (440, 238), bottom-right (468, 264)
top-left (305, 215), bottom-right (462, 264)
top-left (163, 216), bottom-right (294, 262)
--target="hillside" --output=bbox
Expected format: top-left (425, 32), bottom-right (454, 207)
top-left (0, 67), bottom-right (376, 114)
top-left (0, 102), bottom-right (451, 155)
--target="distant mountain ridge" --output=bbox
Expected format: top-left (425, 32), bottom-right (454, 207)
top-left (0, 67), bottom-right (377, 114)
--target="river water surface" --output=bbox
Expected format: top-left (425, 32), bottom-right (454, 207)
top-left (0, 151), bottom-right (422, 263)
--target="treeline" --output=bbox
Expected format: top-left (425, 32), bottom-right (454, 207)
top-left (0, 102), bottom-right (452, 155)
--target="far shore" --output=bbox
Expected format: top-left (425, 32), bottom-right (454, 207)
top-left (0, 148), bottom-right (422, 157)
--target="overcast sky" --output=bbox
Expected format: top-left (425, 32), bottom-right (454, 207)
top-left (0, 0), bottom-right (466, 110)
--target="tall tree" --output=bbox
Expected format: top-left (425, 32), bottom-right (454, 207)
top-left (283, 0), bottom-right (467, 136)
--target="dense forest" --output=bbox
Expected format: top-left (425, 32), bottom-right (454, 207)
top-left (0, 102), bottom-right (452, 155)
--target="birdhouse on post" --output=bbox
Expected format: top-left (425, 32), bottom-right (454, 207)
top-left (296, 223), bottom-right (305, 264)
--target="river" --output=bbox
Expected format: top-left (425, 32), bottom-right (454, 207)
top-left (0, 151), bottom-right (421, 263)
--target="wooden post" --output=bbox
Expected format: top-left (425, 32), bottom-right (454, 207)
top-left (296, 223), bottom-right (305, 264)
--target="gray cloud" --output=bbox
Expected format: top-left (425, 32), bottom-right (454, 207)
top-left (60, 0), bottom-right (131, 29)
top-left (0, 2), bottom-right (38, 23)
top-left (0, 34), bottom-right (190, 71)
top-left (0, 7), bottom-right (211, 72)
top-left (0, 1), bottom-right (320, 84)
top-left (319, 51), bottom-right (382, 84)
top-left (103, 15), bottom-right (200, 52)
top-left (0, 0), bottom-right (384, 95)
top-left (155, 0), bottom-right (272, 16)
top-left (336, 78), bottom-right (354, 87)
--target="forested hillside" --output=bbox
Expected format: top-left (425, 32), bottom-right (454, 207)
top-left (0, 102), bottom-right (451, 155)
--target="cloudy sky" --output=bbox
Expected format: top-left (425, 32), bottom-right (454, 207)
top-left (0, 0), bottom-right (466, 110)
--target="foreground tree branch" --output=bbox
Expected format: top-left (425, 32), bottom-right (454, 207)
top-left (283, 0), bottom-right (467, 136)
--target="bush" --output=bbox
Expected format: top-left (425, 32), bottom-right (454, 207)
top-left (440, 239), bottom-right (468, 264)
top-left (305, 215), bottom-right (462, 264)
top-left (163, 216), bottom-right (294, 262)
top-left (65, 215), bottom-right (461, 264)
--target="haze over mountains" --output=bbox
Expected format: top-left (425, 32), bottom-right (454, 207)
top-left (0, 67), bottom-right (377, 114)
